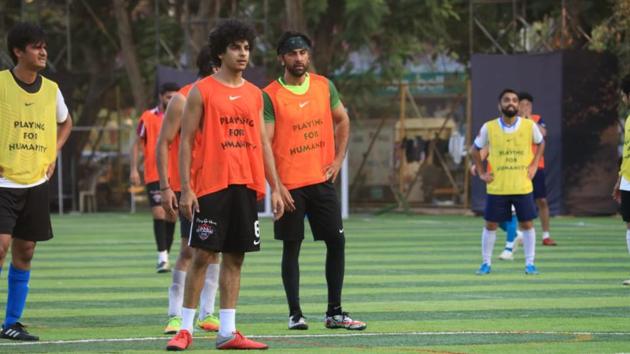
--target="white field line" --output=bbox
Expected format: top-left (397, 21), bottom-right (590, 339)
top-left (1, 330), bottom-right (630, 346)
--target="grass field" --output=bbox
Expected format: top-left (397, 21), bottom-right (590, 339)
top-left (0, 212), bottom-right (629, 353)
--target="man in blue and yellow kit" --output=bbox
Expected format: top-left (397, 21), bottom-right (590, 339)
top-left (470, 89), bottom-right (545, 275)
top-left (0, 22), bottom-right (72, 340)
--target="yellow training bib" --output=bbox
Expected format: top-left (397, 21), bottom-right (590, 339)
top-left (0, 70), bottom-right (58, 184)
top-left (621, 114), bottom-right (630, 181)
top-left (486, 118), bottom-right (534, 195)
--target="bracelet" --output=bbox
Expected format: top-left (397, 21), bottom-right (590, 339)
top-left (160, 186), bottom-right (171, 191)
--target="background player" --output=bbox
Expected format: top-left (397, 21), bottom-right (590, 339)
top-left (0, 22), bottom-right (72, 341)
top-left (470, 89), bottom-right (545, 275)
top-left (518, 92), bottom-right (556, 246)
top-left (130, 82), bottom-right (180, 273)
top-left (264, 31), bottom-right (366, 331)
top-left (612, 75), bottom-right (630, 285)
top-left (156, 47), bottom-right (220, 334)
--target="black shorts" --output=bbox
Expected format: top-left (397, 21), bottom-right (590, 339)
top-left (620, 190), bottom-right (630, 222)
top-left (175, 191), bottom-right (192, 238)
top-left (484, 193), bottom-right (538, 223)
top-left (274, 181), bottom-right (344, 241)
top-left (189, 185), bottom-right (260, 253)
top-left (146, 181), bottom-right (162, 207)
top-left (532, 169), bottom-right (547, 199)
top-left (0, 181), bottom-right (53, 242)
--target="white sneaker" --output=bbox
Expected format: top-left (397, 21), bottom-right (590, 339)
top-left (156, 261), bottom-right (170, 273)
top-left (288, 314), bottom-right (308, 330)
top-left (499, 249), bottom-right (514, 261)
top-left (623, 279), bottom-right (630, 286)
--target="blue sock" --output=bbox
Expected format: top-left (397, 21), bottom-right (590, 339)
top-left (505, 215), bottom-right (518, 243)
top-left (4, 264), bottom-right (30, 328)
top-left (0, 266), bottom-right (2, 277)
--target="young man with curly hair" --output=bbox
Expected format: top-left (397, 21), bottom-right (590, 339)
top-left (166, 19), bottom-right (283, 351)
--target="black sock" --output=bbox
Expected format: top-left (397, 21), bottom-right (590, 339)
top-left (165, 221), bottom-right (176, 253)
top-left (325, 236), bottom-right (345, 316)
top-left (282, 239), bottom-right (303, 317)
top-left (153, 219), bottom-right (167, 252)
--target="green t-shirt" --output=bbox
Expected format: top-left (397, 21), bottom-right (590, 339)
top-left (263, 73), bottom-right (341, 122)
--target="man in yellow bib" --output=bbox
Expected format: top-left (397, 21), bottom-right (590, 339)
top-left (471, 89), bottom-right (545, 275)
top-left (612, 75), bottom-right (630, 285)
top-left (0, 22), bottom-right (72, 341)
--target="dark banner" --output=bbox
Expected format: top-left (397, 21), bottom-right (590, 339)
top-left (471, 51), bottom-right (618, 216)
top-left (471, 52), bottom-right (563, 215)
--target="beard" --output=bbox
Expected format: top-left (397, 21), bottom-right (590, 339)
top-left (286, 63), bottom-right (308, 77)
top-left (501, 105), bottom-right (517, 118)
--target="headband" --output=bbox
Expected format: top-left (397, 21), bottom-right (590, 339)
top-left (278, 36), bottom-right (311, 55)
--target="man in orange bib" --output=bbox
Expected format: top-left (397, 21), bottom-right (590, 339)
top-left (130, 82), bottom-right (180, 273)
top-left (156, 47), bottom-right (221, 335)
top-left (263, 32), bottom-right (366, 331)
top-left (166, 19), bottom-right (283, 351)
top-left (518, 92), bottom-right (556, 246)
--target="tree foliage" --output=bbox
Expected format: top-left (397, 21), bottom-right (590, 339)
top-left (0, 0), bottom-right (626, 151)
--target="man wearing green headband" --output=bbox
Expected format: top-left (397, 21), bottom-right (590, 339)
top-left (263, 31), bottom-right (366, 331)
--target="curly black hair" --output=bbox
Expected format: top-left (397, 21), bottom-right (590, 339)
top-left (208, 19), bottom-right (256, 66)
top-left (7, 22), bottom-right (46, 64)
top-left (196, 45), bottom-right (218, 78)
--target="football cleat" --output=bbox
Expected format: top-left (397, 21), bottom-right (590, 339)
top-left (216, 331), bottom-right (268, 350)
top-left (157, 261), bottom-right (171, 273)
top-left (324, 312), bottom-right (366, 330)
top-left (476, 263), bottom-right (491, 275)
top-left (166, 329), bottom-right (192, 351)
top-left (525, 264), bottom-right (539, 275)
top-left (197, 315), bottom-right (219, 332)
top-left (164, 316), bottom-right (182, 334)
top-left (0, 322), bottom-right (39, 341)
top-left (542, 237), bottom-right (557, 246)
top-left (288, 314), bottom-right (308, 330)
top-left (623, 279), bottom-right (630, 286)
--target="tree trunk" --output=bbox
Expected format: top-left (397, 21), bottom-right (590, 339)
top-left (66, 45), bottom-right (118, 160)
top-left (313, 0), bottom-right (345, 75)
top-left (113, 0), bottom-right (147, 113)
top-left (188, 0), bottom-right (221, 63)
top-left (284, 0), bottom-right (306, 32)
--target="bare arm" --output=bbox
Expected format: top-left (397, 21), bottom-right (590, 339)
top-left (178, 87), bottom-right (203, 220)
top-left (157, 93), bottom-right (185, 216)
top-left (129, 134), bottom-right (142, 185)
top-left (470, 145), bottom-right (486, 176)
top-left (265, 122), bottom-right (275, 141)
top-left (613, 174), bottom-right (622, 203)
top-left (156, 93), bottom-right (185, 190)
top-left (46, 115), bottom-right (73, 178)
top-left (56, 114), bottom-right (72, 151)
top-left (469, 146), bottom-right (488, 176)
top-left (324, 102), bottom-right (351, 181)
top-left (260, 110), bottom-right (284, 219)
top-left (528, 140), bottom-right (545, 179)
